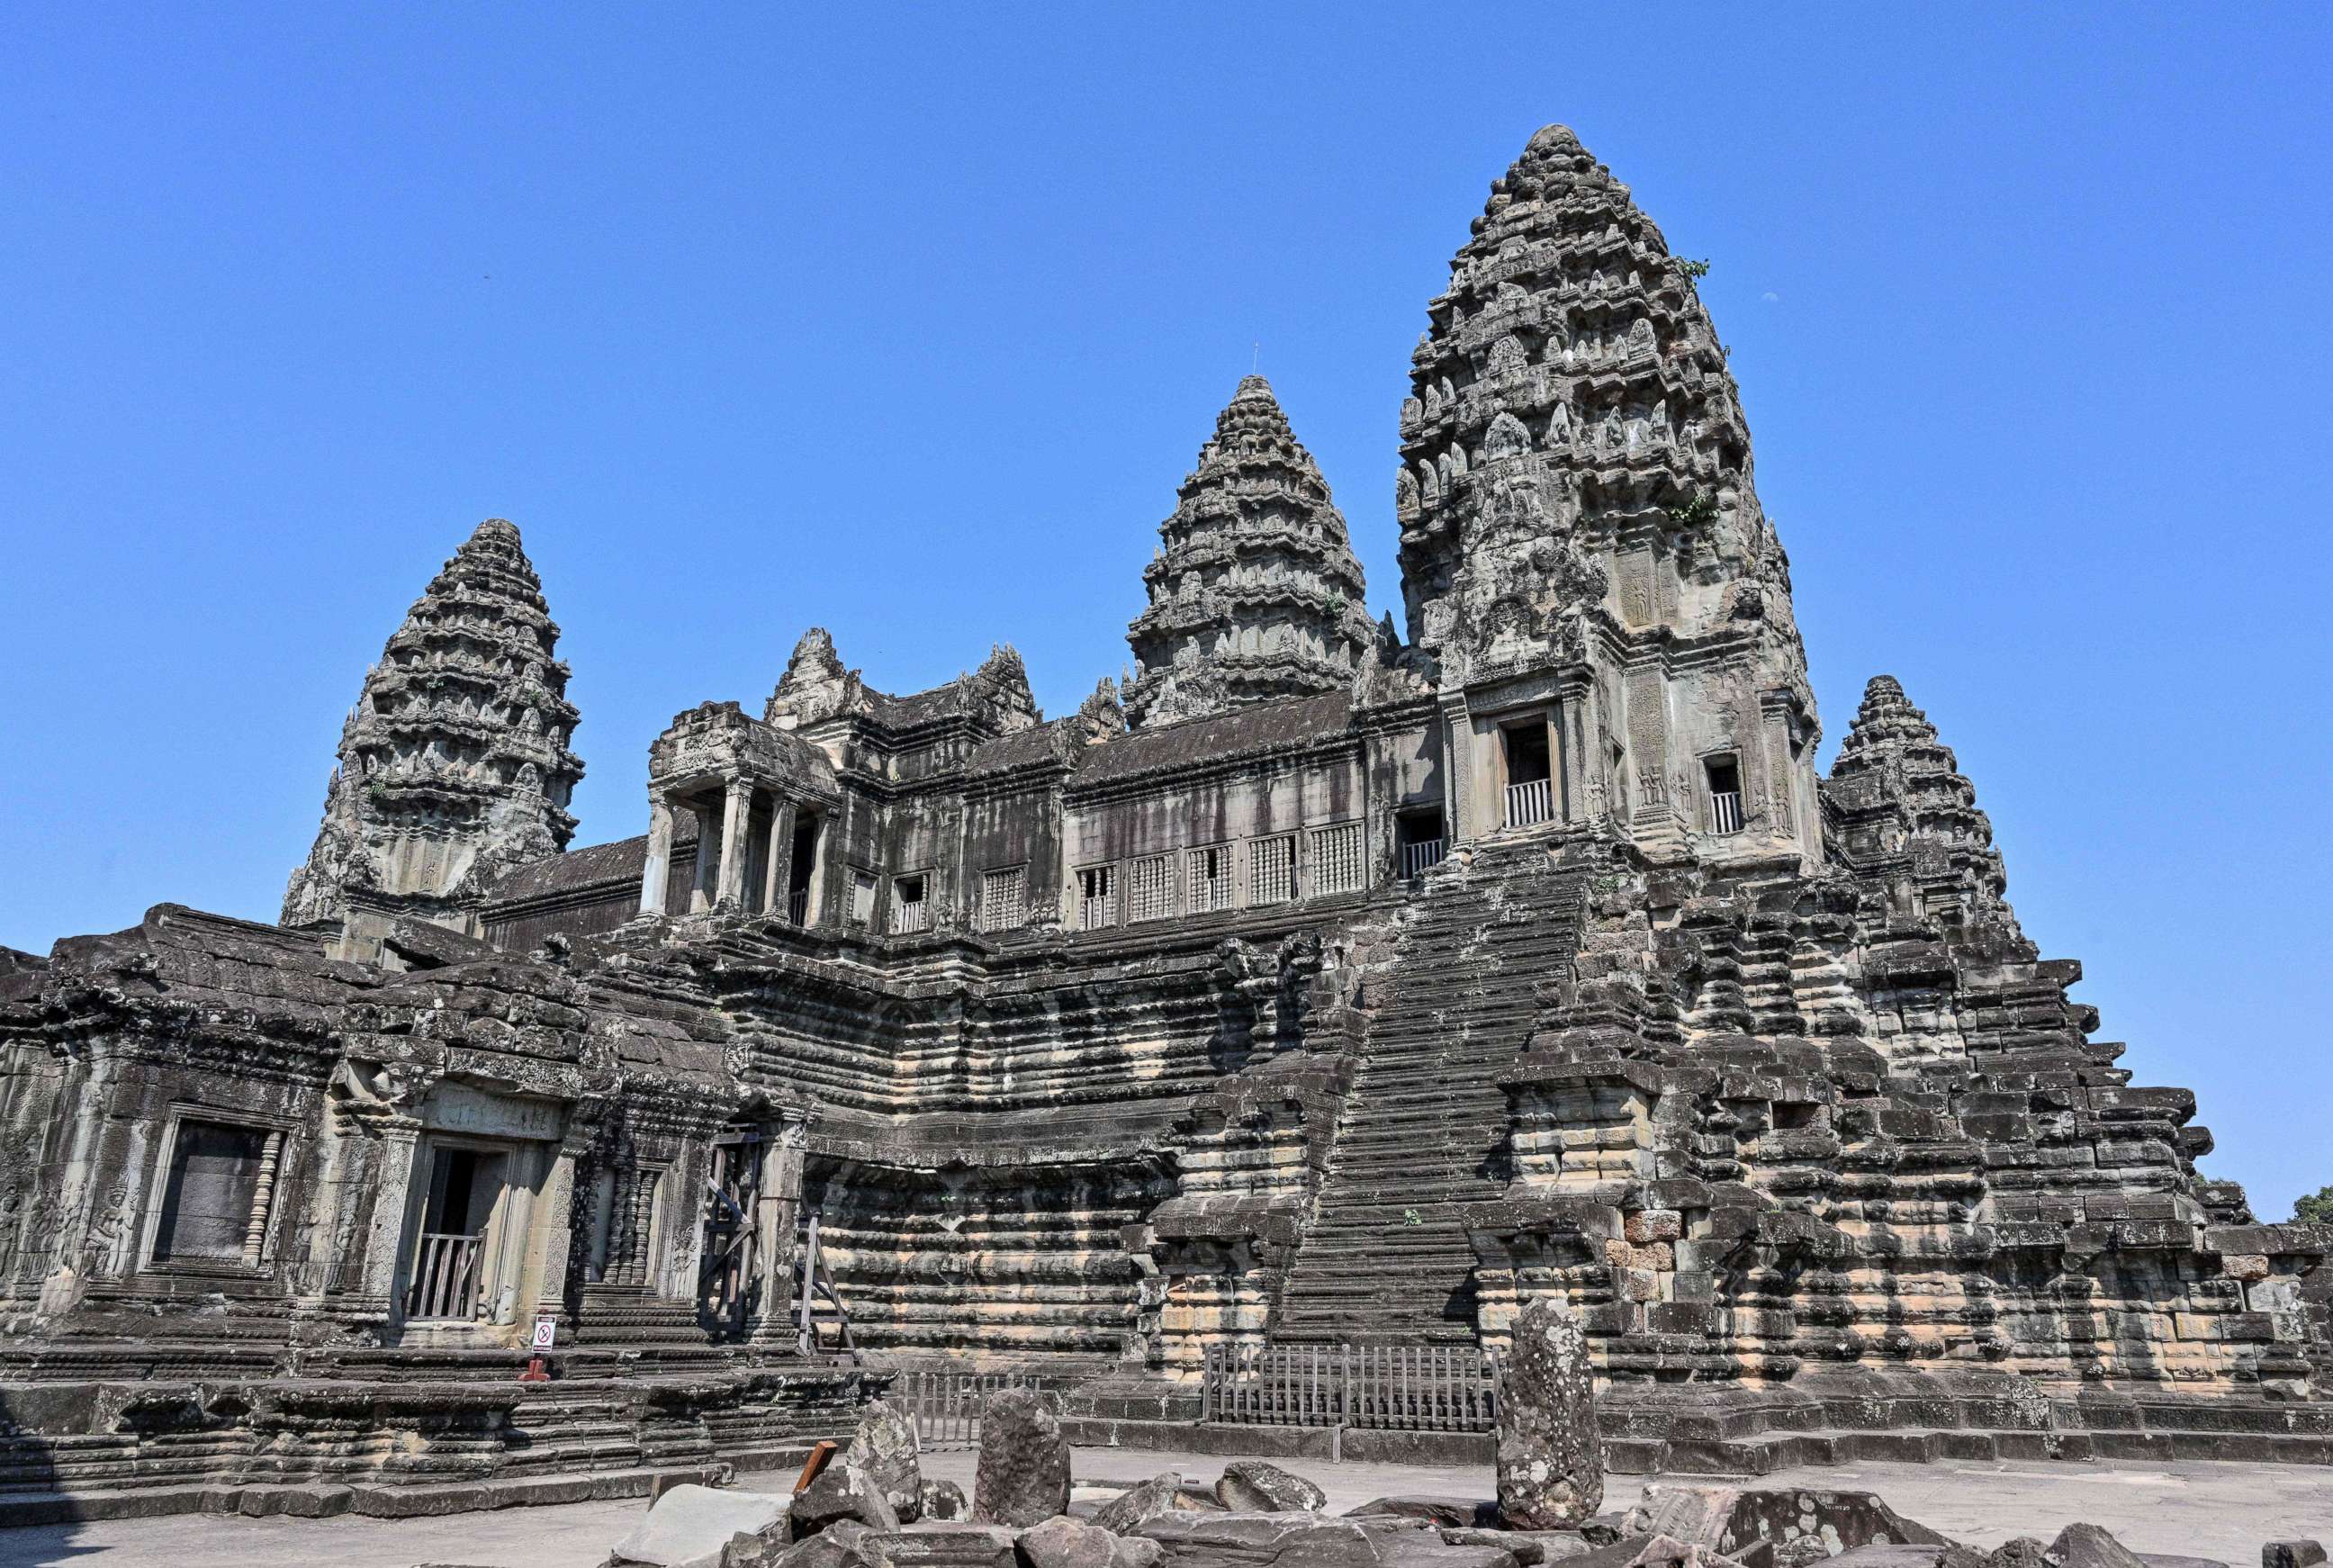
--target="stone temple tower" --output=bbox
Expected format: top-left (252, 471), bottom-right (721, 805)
top-left (1125, 374), bottom-right (1376, 729)
top-left (281, 518), bottom-right (584, 949)
top-left (1397, 125), bottom-right (1821, 865)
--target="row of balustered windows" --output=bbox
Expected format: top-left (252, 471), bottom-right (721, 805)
top-left (1073, 821), bottom-right (1367, 932)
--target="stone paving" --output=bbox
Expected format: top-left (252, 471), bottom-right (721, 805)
top-left (2, 1449), bottom-right (2328, 1568)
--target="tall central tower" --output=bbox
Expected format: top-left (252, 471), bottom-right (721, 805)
top-left (1397, 126), bottom-right (1820, 863)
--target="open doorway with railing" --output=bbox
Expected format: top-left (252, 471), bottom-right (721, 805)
top-left (785, 812), bottom-right (823, 925)
top-left (402, 1143), bottom-right (510, 1326)
top-left (1704, 753), bottom-right (1744, 836)
top-left (1500, 716), bottom-right (1555, 828)
top-left (1396, 806), bottom-right (1446, 879)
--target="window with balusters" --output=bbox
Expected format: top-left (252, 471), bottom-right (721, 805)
top-left (1309, 821), bottom-right (1365, 896)
top-left (979, 865), bottom-right (1028, 932)
top-left (1249, 834), bottom-right (1296, 906)
top-left (1128, 853), bottom-right (1177, 923)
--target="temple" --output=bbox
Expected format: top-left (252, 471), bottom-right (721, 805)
top-left (4, 126), bottom-right (2326, 1516)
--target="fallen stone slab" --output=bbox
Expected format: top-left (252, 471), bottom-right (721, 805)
top-left (614, 1483), bottom-right (792, 1567)
top-left (771, 1519), bottom-right (879, 1568)
top-left (974, 1390), bottom-right (1071, 1527)
top-left (1347, 1497), bottom-right (1503, 1528)
top-left (1564, 1534), bottom-right (1749, 1568)
top-left (1623, 1486), bottom-right (1946, 1568)
top-left (1217, 1460), bottom-right (1327, 1514)
top-left (864, 1523), bottom-right (1018, 1567)
top-left (2264, 1548), bottom-right (2327, 1568)
top-left (1442, 1527), bottom-right (1595, 1563)
top-left (843, 1399), bottom-right (925, 1525)
top-left (1134, 1510), bottom-right (1387, 1567)
top-left (1021, 1514), bottom-right (1126, 1568)
top-left (1092, 1473), bottom-right (1190, 1536)
top-left (796, 1463), bottom-right (903, 1536)
top-left (2046, 1525), bottom-right (2146, 1568)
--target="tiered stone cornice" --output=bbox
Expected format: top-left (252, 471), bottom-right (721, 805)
top-left (1125, 375), bottom-right (1375, 730)
top-left (281, 518), bottom-right (585, 926)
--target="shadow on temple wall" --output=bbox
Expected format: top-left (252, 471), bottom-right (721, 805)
top-left (0, 1387), bottom-right (104, 1566)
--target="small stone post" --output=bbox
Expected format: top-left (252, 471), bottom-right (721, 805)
top-left (1496, 1295), bottom-right (1603, 1528)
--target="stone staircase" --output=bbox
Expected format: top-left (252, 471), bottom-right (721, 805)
top-left (1273, 837), bottom-right (1589, 1344)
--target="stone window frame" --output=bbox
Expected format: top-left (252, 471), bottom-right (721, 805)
top-left (1185, 842), bottom-right (1237, 915)
top-left (1076, 863), bottom-right (1118, 931)
top-left (978, 864), bottom-right (1030, 933)
top-left (1307, 820), bottom-right (1366, 897)
top-left (1698, 748), bottom-right (1745, 837)
top-left (139, 1103), bottom-right (291, 1276)
top-left (1127, 852), bottom-right (1179, 924)
top-left (889, 869), bottom-right (933, 934)
top-left (1248, 834), bottom-right (1298, 907)
top-left (586, 1160), bottom-right (668, 1292)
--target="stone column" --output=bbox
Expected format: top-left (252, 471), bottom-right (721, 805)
top-left (1558, 678), bottom-right (1592, 825)
top-left (716, 779), bottom-right (753, 910)
top-left (690, 799), bottom-right (721, 913)
top-left (1437, 691), bottom-right (1471, 844)
top-left (323, 1110), bottom-right (425, 1331)
top-left (761, 798), bottom-right (798, 918)
top-left (519, 1121), bottom-right (589, 1337)
top-left (639, 794), bottom-right (675, 915)
top-left (745, 1109), bottom-right (815, 1346)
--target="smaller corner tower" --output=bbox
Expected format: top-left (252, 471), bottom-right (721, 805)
top-left (281, 518), bottom-right (585, 947)
top-left (1124, 375), bottom-right (1375, 730)
top-left (1824, 674), bottom-right (2025, 950)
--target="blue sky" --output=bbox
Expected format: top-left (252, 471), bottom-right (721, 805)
top-left (4, 7), bottom-right (2328, 1215)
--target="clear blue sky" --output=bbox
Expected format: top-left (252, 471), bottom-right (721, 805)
top-left (4, 8), bottom-right (2328, 1215)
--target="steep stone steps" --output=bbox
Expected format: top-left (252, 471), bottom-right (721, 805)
top-left (1273, 838), bottom-right (1589, 1345)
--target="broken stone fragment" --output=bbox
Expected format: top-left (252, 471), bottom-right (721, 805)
top-left (1215, 1459), bottom-right (1327, 1513)
top-left (2265, 1546), bottom-right (2328, 1568)
top-left (770, 1518), bottom-right (878, 1568)
top-left (1442, 1526), bottom-right (1596, 1563)
top-left (1346, 1498), bottom-right (1503, 1528)
top-left (920, 1478), bottom-right (971, 1522)
top-left (1495, 1298), bottom-right (1603, 1530)
top-left (613, 1482), bottom-right (791, 1567)
top-left (842, 1398), bottom-right (923, 1523)
top-left (1621, 1486), bottom-right (1945, 1568)
top-left (1018, 1514), bottom-right (1124, 1568)
top-left (793, 1463), bottom-right (901, 1536)
top-left (863, 1525), bottom-right (1016, 1568)
top-left (972, 1389), bottom-right (1070, 1527)
top-left (2041, 1524), bottom-right (2146, 1568)
top-left (1132, 1511), bottom-right (1389, 1566)
top-left (1090, 1473), bottom-right (1190, 1535)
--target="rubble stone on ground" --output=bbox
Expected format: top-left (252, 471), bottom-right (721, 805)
top-left (920, 1479), bottom-right (971, 1522)
top-left (613, 1483), bottom-right (791, 1567)
top-left (793, 1463), bottom-right (901, 1536)
top-left (842, 1399), bottom-right (923, 1524)
top-left (1019, 1514), bottom-right (1124, 1568)
top-left (1215, 1460), bottom-right (1327, 1513)
top-left (1093, 1473), bottom-right (1194, 1535)
top-left (2265, 1547), bottom-right (2328, 1568)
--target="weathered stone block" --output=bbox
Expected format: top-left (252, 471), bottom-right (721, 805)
top-left (1495, 1298), bottom-right (1602, 1529)
top-left (973, 1390), bottom-right (1069, 1527)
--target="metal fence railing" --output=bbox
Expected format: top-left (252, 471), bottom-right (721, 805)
top-left (891, 1369), bottom-right (1056, 1448)
top-left (1201, 1343), bottom-right (1500, 1432)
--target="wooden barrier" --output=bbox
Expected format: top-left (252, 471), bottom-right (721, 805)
top-left (892, 1369), bottom-right (1054, 1448)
